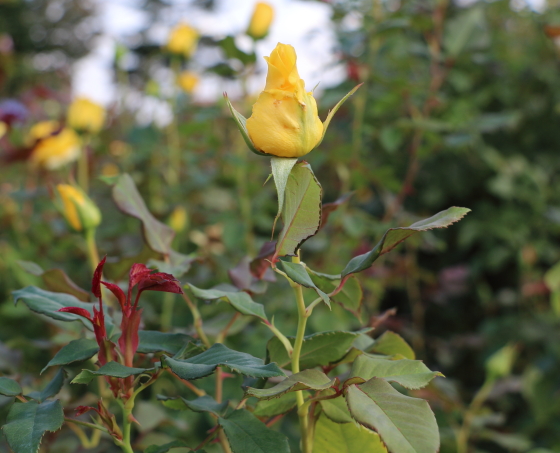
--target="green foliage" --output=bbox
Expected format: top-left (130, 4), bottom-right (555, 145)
top-left (312, 415), bottom-right (387, 453)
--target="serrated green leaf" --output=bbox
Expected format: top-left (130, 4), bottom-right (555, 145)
top-left (112, 173), bottom-right (175, 255)
top-left (2, 400), bottom-right (64, 453)
top-left (253, 392), bottom-right (299, 417)
top-left (224, 95), bottom-right (267, 156)
top-left (274, 162), bottom-right (322, 260)
top-left (319, 396), bottom-right (354, 424)
top-left (218, 409), bottom-right (290, 453)
top-left (271, 157), bottom-right (299, 232)
top-left (309, 272), bottom-right (362, 317)
top-left (371, 331), bottom-right (415, 360)
top-left (317, 84), bottom-right (363, 148)
top-left (341, 207), bottom-right (470, 277)
top-left (159, 395), bottom-right (228, 416)
top-left (72, 362), bottom-right (150, 384)
top-left (313, 414), bottom-right (387, 453)
top-left (42, 339), bottom-right (99, 374)
top-left (138, 331), bottom-right (195, 355)
top-left (246, 369), bottom-right (335, 400)
top-left (346, 378), bottom-right (439, 453)
top-left (267, 330), bottom-right (363, 371)
top-left (27, 369), bottom-right (65, 403)
top-left (144, 440), bottom-right (205, 453)
top-left (162, 343), bottom-right (284, 380)
top-left (187, 284), bottom-right (267, 321)
top-left (0, 377), bottom-right (22, 397)
top-left (277, 261), bottom-right (330, 308)
top-left (12, 286), bottom-right (111, 330)
top-left (350, 355), bottom-right (442, 390)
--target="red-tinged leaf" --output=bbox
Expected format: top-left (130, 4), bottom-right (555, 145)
top-left (119, 309), bottom-right (142, 367)
top-left (58, 307), bottom-right (92, 322)
top-left (137, 272), bottom-right (182, 295)
top-left (101, 281), bottom-right (127, 310)
top-left (75, 406), bottom-right (98, 417)
top-left (129, 263), bottom-right (152, 289)
top-left (320, 193), bottom-right (353, 231)
top-left (92, 256), bottom-right (107, 298)
top-left (250, 241), bottom-right (276, 280)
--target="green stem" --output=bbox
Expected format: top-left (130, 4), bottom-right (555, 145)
top-left (160, 292), bottom-right (175, 332)
top-left (264, 321), bottom-right (293, 356)
top-left (181, 292), bottom-right (211, 348)
top-left (456, 379), bottom-right (494, 453)
top-left (78, 139), bottom-right (89, 193)
top-left (290, 254), bottom-right (311, 453)
top-left (85, 228), bottom-right (100, 272)
top-left (64, 418), bottom-right (110, 435)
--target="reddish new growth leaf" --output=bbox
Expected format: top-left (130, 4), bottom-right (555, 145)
top-left (58, 307), bottom-right (93, 322)
top-left (92, 256), bottom-right (107, 298)
top-left (137, 271), bottom-right (182, 297)
top-left (101, 281), bottom-right (126, 311)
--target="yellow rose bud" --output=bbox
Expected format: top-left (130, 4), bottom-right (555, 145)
top-left (67, 97), bottom-right (106, 134)
top-left (247, 2), bottom-right (274, 40)
top-left (166, 23), bottom-right (199, 58)
top-left (28, 121), bottom-right (81, 170)
top-left (177, 71), bottom-right (199, 94)
top-left (246, 43), bottom-right (323, 158)
top-left (0, 121), bottom-right (7, 139)
top-left (56, 184), bottom-right (101, 232)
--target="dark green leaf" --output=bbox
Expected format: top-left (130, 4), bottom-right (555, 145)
top-left (313, 414), bottom-right (387, 453)
top-left (0, 377), bottom-right (22, 397)
top-left (274, 162), bottom-right (322, 260)
top-left (187, 284), bottom-right (267, 321)
top-left (246, 369), bottom-right (335, 400)
top-left (27, 369), bottom-right (65, 403)
top-left (12, 286), bottom-right (99, 329)
top-left (253, 392), bottom-right (299, 417)
top-left (112, 173), bottom-right (175, 255)
top-left (277, 261), bottom-right (330, 308)
top-left (350, 355), bottom-right (443, 389)
top-left (159, 395), bottom-right (228, 416)
top-left (267, 330), bottom-right (364, 371)
top-left (138, 331), bottom-right (195, 355)
top-left (2, 400), bottom-right (64, 453)
top-left (218, 409), bottom-right (290, 453)
top-left (72, 362), bottom-right (150, 384)
top-left (341, 207), bottom-right (471, 277)
top-left (144, 441), bottom-right (193, 453)
top-left (371, 331), bottom-right (415, 360)
top-left (162, 343), bottom-right (284, 380)
top-left (346, 378), bottom-right (439, 453)
top-left (42, 338), bottom-right (99, 373)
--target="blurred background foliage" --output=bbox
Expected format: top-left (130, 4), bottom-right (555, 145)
top-left (1, 0), bottom-right (560, 452)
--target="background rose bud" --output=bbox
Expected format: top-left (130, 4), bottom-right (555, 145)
top-left (246, 43), bottom-right (323, 158)
top-left (177, 71), bottom-right (199, 94)
top-left (0, 121), bottom-right (6, 139)
top-left (28, 121), bottom-right (81, 170)
top-left (56, 184), bottom-right (101, 232)
top-left (165, 23), bottom-right (199, 58)
top-left (247, 2), bottom-right (274, 41)
top-left (67, 97), bottom-right (106, 134)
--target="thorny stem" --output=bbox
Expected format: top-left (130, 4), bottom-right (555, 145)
top-left (290, 253), bottom-right (311, 453)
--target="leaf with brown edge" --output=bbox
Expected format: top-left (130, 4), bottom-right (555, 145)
top-left (341, 207), bottom-right (470, 278)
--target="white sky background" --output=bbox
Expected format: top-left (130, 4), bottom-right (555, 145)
top-left (72, 0), bottom-right (347, 115)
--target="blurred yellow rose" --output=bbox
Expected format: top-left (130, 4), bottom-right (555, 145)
top-left (177, 71), bottom-right (199, 94)
top-left (247, 2), bottom-right (274, 40)
top-left (166, 24), bottom-right (198, 58)
top-left (56, 184), bottom-right (101, 232)
top-left (0, 121), bottom-right (6, 139)
top-left (246, 43), bottom-right (323, 158)
top-left (28, 121), bottom-right (81, 170)
top-left (169, 206), bottom-right (188, 232)
top-left (67, 97), bottom-right (106, 134)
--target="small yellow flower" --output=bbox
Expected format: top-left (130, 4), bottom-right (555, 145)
top-left (246, 43), bottom-right (323, 158)
top-left (247, 2), bottom-right (274, 40)
top-left (101, 162), bottom-right (120, 177)
top-left (28, 121), bottom-right (81, 170)
top-left (177, 71), bottom-right (199, 94)
top-left (166, 23), bottom-right (199, 58)
top-left (56, 184), bottom-right (101, 232)
top-left (67, 97), bottom-right (106, 134)
top-left (0, 121), bottom-right (6, 139)
top-left (169, 206), bottom-right (188, 232)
